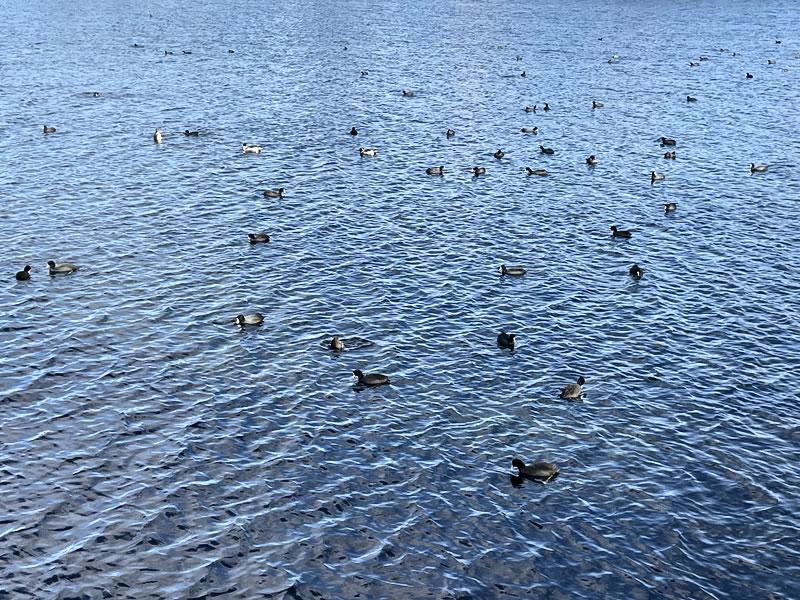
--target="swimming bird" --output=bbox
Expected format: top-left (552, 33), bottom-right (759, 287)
top-left (664, 151), bottom-right (676, 159)
top-left (768, 60), bottom-right (776, 65)
top-left (360, 71), bottom-right (368, 76)
top-left (540, 145), bottom-right (554, 155)
top-left (92, 92), bottom-right (100, 97)
top-left (543, 103), bottom-right (550, 111)
top-left (521, 71), bottom-right (526, 77)
top-left (592, 100), bottom-right (604, 108)
top-left (165, 50), bottom-right (174, 55)
top-left (42, 125), bottom-right (56, 133)
top-left (660, 137), bottom-right (676, 146)
top-left (497, 331), bottom-right (515, 349)
top-left (402, 90), bottom-right (414, 97)
top-left (446, 129), bottom-right (455, 137)
top-left (153, 128), bottom-right (163, 143)
top-left (248, 233), bottom-right (270, 243)
top-left (242, 142), bottom-right (262, 153)
top-left (353, 369), bottom-right (389, 386)
top-left (494, 149), bottom-right (505, 159)
top-left (182, 50), bottom-right (191, 54)
top-left (746, 72), bottom-right (753, 79)
top-left (687, 95), bottom-right (697, 102)
top-left (699, 56), bottom-right (709, 61)
top-left (586, 155), bottom-right (597, 166)
top-left (426, 166), bottom-right (444, 175)
top-left (184, 129), bottom-right (199, 136)
top-left (264, 188), bottom-right (285, 198)
top-left (330, 336), bottom-right (345, 351)
top-left (651, 171), bottom-right (665, 182)
top-left (629, 264), bottom-right (643, 279)
top-left (525, 167), bottom-right (547, 176)
top-left (499, 265), bottom-right (526, 276)
top-left (689, 62), bottom-right (700, 67)
top-left (559, 376), bottom-right (585, 399)
top-left (750, 163), bottom-right (768, 173)
top-left (511, 458), bottom-right (559, 482)
top-left (15, 265), bottom-right (31, 280)
top-left (235, 313), bottom-right (264, 326)
top-left (359, 147), bottom-right (377, 156)
top-left (228, 49), bottom-right (235, 53)
top-left (610, 226), bottom-right (631, 238)
top-left (664, 202), bottom-right (677, 212)
top-left (521, 127), bottom-right (538, 134)
top-left (473, 167), bottom-right (486, 176)
top-left (350, 127), bottom-right (358, 135)
top-left (47, 260), bottom-right (78, 274)
top-left (525, 105), bottom-right (537, 113)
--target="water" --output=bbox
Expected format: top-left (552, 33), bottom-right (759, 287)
top-left (2, 0), bottom-right (799, 598)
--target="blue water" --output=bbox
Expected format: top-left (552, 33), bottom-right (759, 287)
top-left (2, 0), bottom-right (799, 598)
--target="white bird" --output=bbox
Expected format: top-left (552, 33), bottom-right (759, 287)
top-left (153, 128), bottom-right (163, 143)
top-left (359, 147), bottom-right (377, 157)
top-left (242, 142), bottom-right (262, 153)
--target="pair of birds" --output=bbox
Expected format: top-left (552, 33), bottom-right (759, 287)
top-left (17, 261), bottom-right (79, 278)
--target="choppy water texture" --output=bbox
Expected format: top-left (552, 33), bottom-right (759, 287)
top-left (2, 0), bottom-right (800, 598)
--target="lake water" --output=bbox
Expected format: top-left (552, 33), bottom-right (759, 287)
top-left (2, 0), bottom-right (799, 598)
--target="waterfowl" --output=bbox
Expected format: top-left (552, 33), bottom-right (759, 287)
top-left (182, 50), bottom-right (192, 54)
top-left (543, 103), bottom-right (550, 111)
top-left (586, 155), bottom-right (597, 166)
top-left (350, 127), bottom-right (358, 135)
top-left (264, 188), bottom-right (285, 198)
top-left (359, 147), bottom-right (377, 156)
top-left (497, 331), bottom-right (515, 349)
top-left (184, 129), bottom-right (199, 136)
top-left (664, 151), bottom-right (676, 159)
top-left (248, 233), bottom-right (270, 243)
top-left (746, 72), bottom-right (753, 78)
top-left (426, 166), bottom-right (444, 175)
top-left (402, 90), bottom-right (414, 97)
top-left (699, 56), bottom-right (709, 61)
top-left (330, 336), bottom-right (345, 351)
top-left (47, 260), bottom-right (78, 274)
top-left (521, 127), bottom-right (538, 134)
top-left (494, 149), bottom-right (505, 159)
top-left (559, 376), bottom-right (585, 399)
top-left (235, 313), bottom-right (264, 326)
top-left (592, 100), bottom-right (603, 108)
top-left (228, 49), bottom-right (235, 53)
top-left (525, 167), bottom-right (547, 176)
top-left (689, 62), bottom-right (700, 67)
top-left (540, 145), bottom-right (554, 155)
top-left (165, 50), bottom-right (174, 55)
top-left (446, 129), bottom-right (455, 137)
top-left (629, 264), bottom-right (643, 279)
top-left (524, 105), bottom-right (537, 113)
top-left (512, 458), bottom-right (559, 482)
top-left (664, 202), bottom-right (677, 212)
top-left (360, 71), bottom-right (368, 76)
top-left (15, 265), bottom-right (31, 281)
top-left (610, 226), bottom-right (631, 238)
top-left (750, 163), bottom-right (768, 173)
top-left (242, 142), bottom-right (262, 153)
top-left (499, 265), bottom-right (526, 276)
top-left (687, 95), bottom-right (697, 102)
top-left (520, 71), bottom-right (526, 77)
top-left (768, 59), bottom-right (776, 65)
top-left (660, 137), bottom-right (676, 146)
top-left (353, 369), bottom-right (389, 386)
top-left (43, 125), bottom-right (56, 134)
top-left (153, 128), bottom-right (163, 143)
top-left (651, 171), bottom-right (665, 182)
top-left (473, 166), bottom-right (486, 176)
top-left (515, 55), bottom-right (522, 61)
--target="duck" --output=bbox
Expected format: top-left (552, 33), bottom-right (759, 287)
top-left (746, 72), bottom-right (753, 79)
top-left (47, 260), bottom-right (78, 274)
top-left (184, 129), bottom-right (199, 136)
top-left (660, 137), bottom-right (676, 146)
top-left (520, 71), bottom-right (526, 77)
top-left (242, 142), bottom-right (262, 153)
top-left (559, 376), bottom-right (585, 399)
top-left (592, 100), bottom-right (604, 108)
top-left (511, 458), bottom-right (559, 482)
top-left (664, 202), bottom-right (677, 213)
top-left (750, 163), bottom-right (768, 173)
top-left (768, 59), bottom-right (776, 64)
top-left (92, 92), bottom-right (100, 97)
top-left (426, 166), bottom-right (444, 175)
top-left (689, 61), bottom-right (700, 67)
top-left (165, 50), bottom-right (174, 55)
top-left (228, 49), bottom-right (235, 53)
top-left (402, 90), bottom-right (414, 97)
top-left (446, 129), bottom-right (455, 137)
top-left (524, 105), bottom-right (537, 113)
top-left (651, 171), bottom-right (665, 182)
top-left (360, 71), bottom-right (368, 76)
top-left (264, 187), bottom-right (285, 198)
top-left (586, 155), bottom-right (597, 166)
top-left (610, 226), bottom-right (632, 238)
top-left (153, 128), bottom-right (163, 143)
top-left (664, 151), bottom-right (676, 159)
top-left (629, 264), bottom-right (643, 279)
top-left (42, 125), bottom-right (56, 134)
top-left (182, 50), bottom-right (192, 55)
top-left (499, 265), bottom-right (526, 276)
top-left (686, 95), bottom-right (697, 102)
top-left (359, 147), bottom-right (377, 156)
top-left (521, 127), bottom-right (538, 134)
top-left (235, 313), bottom-right (264, 326)
top-left (330, 336), bottom-right (345, 351)
top-left (699, 56), bottom-right (709, 61)
top-left (539, 145), bottom-right (554, 155)
top-left (525, 167), bottom-right (547, 176)
top-left (497, 331), bottom-right (516, 349)
top-left (543, 103), bottom-right (550, 111)
top-left (350, 127), bottom-right (358, 135)
top-left (15, 265), bottom-right (32, 281)
top-left (248, 233), bottom-right (270, 243)
top-left (494, 149), bottom-right (505, 159)
top-left (353, 369), bottom-right (389, 386)
top-left (473, 166), bottom-right (486, 176)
